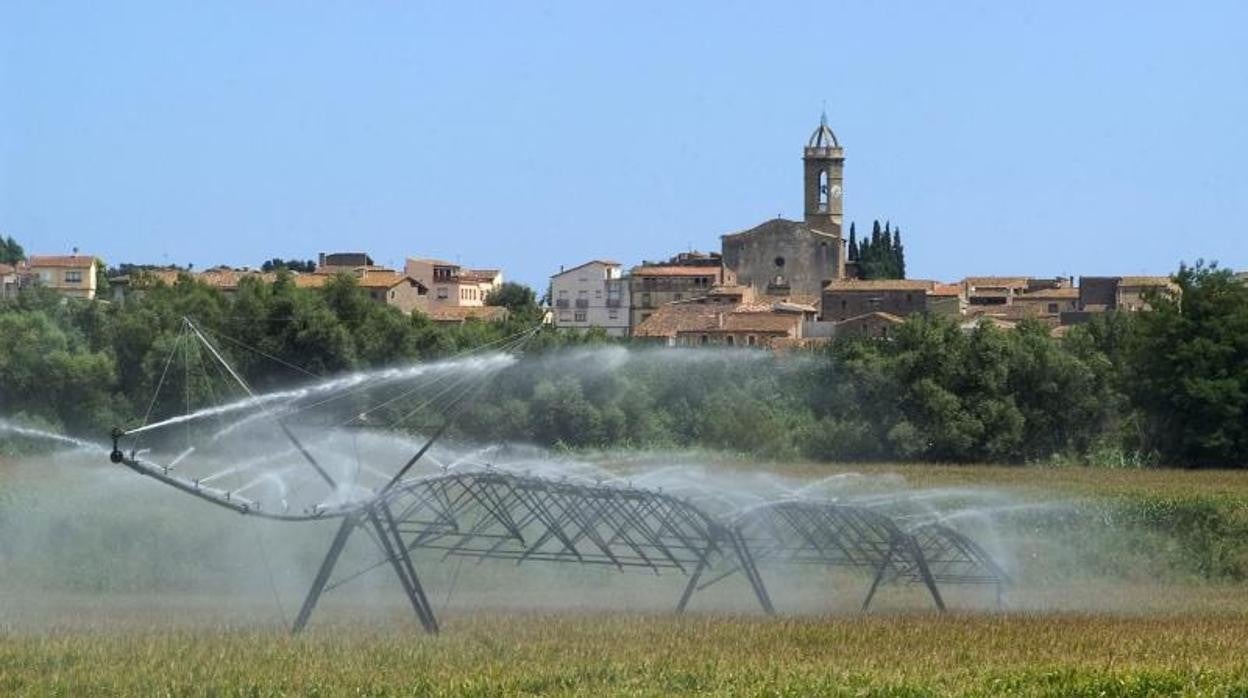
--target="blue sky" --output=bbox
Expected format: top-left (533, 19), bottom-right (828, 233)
top-left (2, 1), bottom-right (1244, 287)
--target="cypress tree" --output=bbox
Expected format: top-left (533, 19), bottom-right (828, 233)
top-left (848, 223), bottom-right (858, 261)
top-left (894, 227), bottom-right (906, 279)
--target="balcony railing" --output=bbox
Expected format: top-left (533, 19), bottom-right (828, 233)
top-left (574, 299), bottom-right (589, 309)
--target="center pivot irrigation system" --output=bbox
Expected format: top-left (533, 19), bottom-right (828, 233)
top-left (107, 318), bottom-right (1010, 634)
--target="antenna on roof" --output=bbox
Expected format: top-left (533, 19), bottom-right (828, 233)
top-left (820, 101), bottom-right (828, 127)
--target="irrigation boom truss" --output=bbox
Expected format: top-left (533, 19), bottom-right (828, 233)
top-left (107, 317), bottom-right (1010, 634)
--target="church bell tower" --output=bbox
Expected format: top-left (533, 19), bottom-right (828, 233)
top-left (803, 111), bottom-right (844, 236)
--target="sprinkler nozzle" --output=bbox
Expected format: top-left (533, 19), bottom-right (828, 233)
top-left (109, 427), bottom-right (125, 463)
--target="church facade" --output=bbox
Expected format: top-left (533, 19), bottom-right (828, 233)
top-left (721, 114), bottom-right (846, 300)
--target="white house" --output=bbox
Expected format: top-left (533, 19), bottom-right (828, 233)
top-left (550, 260), bottom-right (631, 337)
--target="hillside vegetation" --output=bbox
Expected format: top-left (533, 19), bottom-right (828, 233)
top-left (1, 262), bottom-right (1245, 467)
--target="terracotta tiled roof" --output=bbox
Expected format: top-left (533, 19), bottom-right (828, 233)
top-left (633, 304), bottom-right (721, 337)
top-left (195, 270), bottom-right (277, 289)
top-left (27, 255), bottom-right (96, 269)
top-left (779, 293), bottom-right (821, 307)
top-left (425, 306), bottom-right (509, 323)
top-left (355, 271), bottom-right (406, 289)
top-left (839, 311), bottom-right (905, 325)
top-left (823, 279), bottom-right (935, 292)
top-left (1118, 276), bottom-right (1173, 287)
top-left (630, 265), bottom-right (722, 278)
top-left (294, 274), bottom-right (331, 288)
top-left (638, 302), bottom-right (804, 338)
top-left (963, 276), bottom-right (1030, 289)
top-left (929, 283), bottom-right (962, 297)
top-left (715, 313), bottom-right (801, 333)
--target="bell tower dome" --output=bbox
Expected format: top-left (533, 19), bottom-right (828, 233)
top-left (803, 110), bottom-right (844, 236)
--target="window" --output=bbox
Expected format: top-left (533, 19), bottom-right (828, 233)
top-left (608, 309), bottom-right (619, 319)
top-left (747, 335), bottom-right (757, 346)
top-left (390, 290), bottom-right (396, 299)
top-left (818, 169), bottom-right (829, 211)
top-left (674, 293), bottom-right (683, 301)
top-left (699, 334), bottom-right (708, 345)
top-left (726, 335), bottom-right (735, 346)
top-left (574, 311), bottom-right (587, 322)
top-left (841, 300), bottom-right (847, 310)
top-left (1048, 303), bottom-right (1059, 313)
top-left (642, 292), bottom-right (652, 307)
top-left (559, 311), bottom-right (572, 321)
top-left (437, 287), bottom-right (448, 299)
top-left (774, 256), bottom-right (786, 268)
top-left (65, 270), bottom-right (83, 284)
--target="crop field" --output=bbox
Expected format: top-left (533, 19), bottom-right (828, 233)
top-left (3, 613), bottom-right (1248, 695)
top-left (4, 456), bottom-right (1248, 695)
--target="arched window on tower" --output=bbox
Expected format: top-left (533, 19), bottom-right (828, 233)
top-left (818, 170), bottom-right (829, 212)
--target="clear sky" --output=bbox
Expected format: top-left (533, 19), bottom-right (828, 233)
top-left (2, 1), bottom-right (1244, 288)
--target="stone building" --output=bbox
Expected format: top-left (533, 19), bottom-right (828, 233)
top-left (961, 276), bottom-right (1030, 308)
top-left (633, 298), bottom-right (815, 349)
top-left (627, 255), bottom-right (723, 329)
top-left (317, 252), bottom-right (373, 271)
top-left (1078, 276), bottom-right (1175, 312)
top-left (821, 279), bottom-right (937, 322)
top-left (1012, 287), bottom-right (1080, 317)
top-left (835, 311), bottom-right (905, 339)
top-left (550, 260), bottom-right (630, 337)
top-left (721, 113), bottom-right (846, 300)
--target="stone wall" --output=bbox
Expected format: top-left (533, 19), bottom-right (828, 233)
top-left (721, 220), bottom-right (840, 299)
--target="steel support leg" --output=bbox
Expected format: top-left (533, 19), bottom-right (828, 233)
top-left (731, 531), bottom-right (775, 615)
top-left (293, 515), bottom-right (357, 633)
top-left (861, 540), bottom-right (897, 612)
top-left (677, 542), bottom-right (720, 613)
top-left (368, 509), bottom-right (438, 634)
top-left (906, 537), bottom-right (947, 612)
top-left (381, 502), bottom-right (440, 634)
top-left (676, 560), bottom-right (708, 613)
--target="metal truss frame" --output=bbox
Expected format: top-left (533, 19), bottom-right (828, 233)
top-left (286, 473), bottom-right (1011, 634)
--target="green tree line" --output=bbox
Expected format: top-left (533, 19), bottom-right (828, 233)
top-left (1, 262), bottom-right (1244, 467)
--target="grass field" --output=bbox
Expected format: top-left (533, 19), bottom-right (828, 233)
top-left (5, 455), bottom-right (1248, 695)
